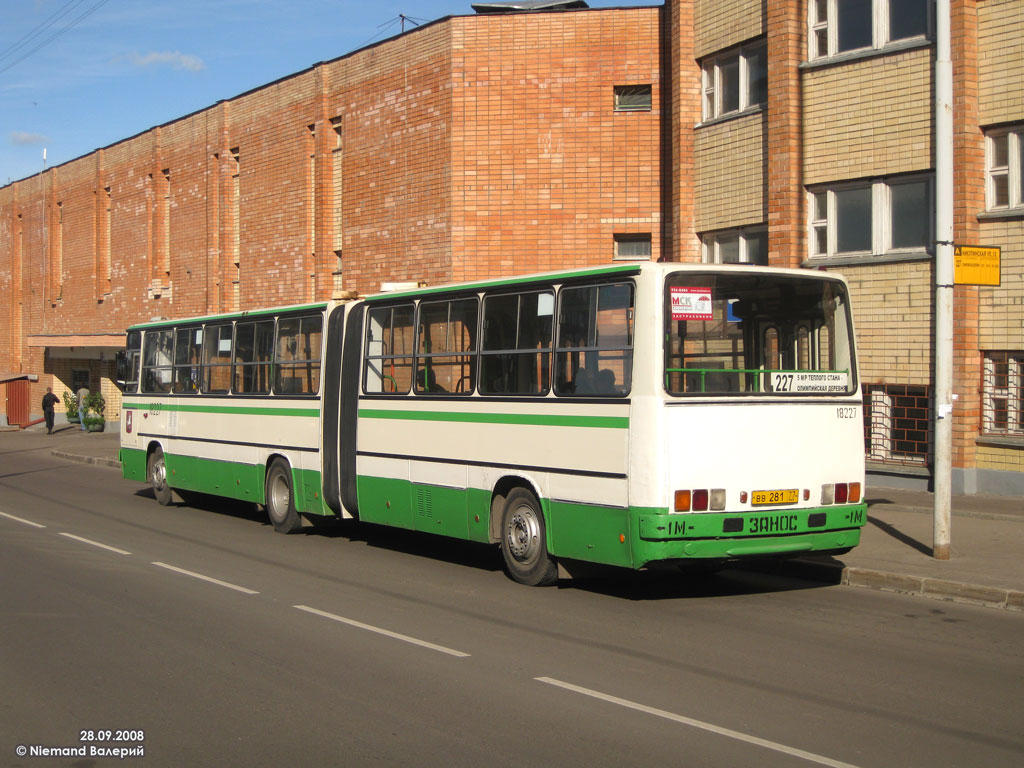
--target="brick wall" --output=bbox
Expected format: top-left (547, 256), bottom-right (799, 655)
top-left (450, 9), bottom-right (663, 281)
top-left (838, 261), bottom-right (935, 387)
top-left (803, 48), bottom-right (933, 186)
top-left (694, 0), bottom-right (763, 58)
top-left (978, 0), bottom-right (1024, 126)
top-left (694, 112), bottom-right (765, 232)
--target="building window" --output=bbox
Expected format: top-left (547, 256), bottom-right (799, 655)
top-left (701, 228), bottom-right (768, 265)
top-left (864, 383), bottom-right (931, 464)
top-left (613, 85), bottom-right (652, 112)
top-left (986, 126), bottom-right (1024, 212)
top-left (809, 0), bottom-right (930, 61)
top-left (983, 353), bottom-right (1023, 436)
top-left (807, 174), bottom-right (933, 259)
top-left (613, 233), bottom-right (651, 261)
top-left (701, 41), bottom-right (766, 121)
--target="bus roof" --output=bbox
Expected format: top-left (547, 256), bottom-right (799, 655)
top-left (127, 301), bottom-right (330, 330)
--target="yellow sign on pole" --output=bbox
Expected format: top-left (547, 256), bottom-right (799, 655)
top-left (953, 244), bottom-right (1001, 286)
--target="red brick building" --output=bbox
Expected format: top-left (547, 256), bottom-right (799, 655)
top-left (2, 0), bottom-right (1022, 495)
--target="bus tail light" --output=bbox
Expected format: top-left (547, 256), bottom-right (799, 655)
top-left (835, 483), bottom-right (849, 504)
top-left (821, 482), bottom-right (862, 505)
top-left (821, 484), bottom-right (834, 505)
top-left (848, 482), bottom-right (862, 503)
top-left (674, 490), bottom-right (691, 512)
top-left (674, 489), bottom-right (726, 512)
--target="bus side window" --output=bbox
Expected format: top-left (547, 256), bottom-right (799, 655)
top-left (173, 327), bottom-right (202, 394)
top-left (202, 323), bottom-right (233, 394)
top-left (416, 298), bottom-right (478, 395)
top-left (275, 315), bottom-right (323, 395)
top-left (142, 329), bottom-right (174, 394)
top-left (363, 305), bottom-right (414, 394)
top-left (480, 290), bottom-right (553, 396)
top-left (555, 282), bottom-right (633, 397)
top-left (235, 320), bottom-right (274, 394)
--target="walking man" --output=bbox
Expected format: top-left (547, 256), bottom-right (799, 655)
top-left (77, 384), bottom-right (90, 431)
top-left (41, 387), bottom-right (59, 435)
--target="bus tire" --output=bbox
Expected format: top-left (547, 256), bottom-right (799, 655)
top-left (266, 459), bottom-right (302, 534)
top-left (148, 447), bottom-right (173, 506)
top-left (500, 488), bottom-right (557, 586)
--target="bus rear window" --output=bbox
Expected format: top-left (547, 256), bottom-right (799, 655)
top-left (664, 272), bottom-right (855, 396)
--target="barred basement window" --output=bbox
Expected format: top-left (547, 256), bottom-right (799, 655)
top-left (863, 383), bottom-right (931, 464)
top-left (613, 85), bottom-right (652, 112)
top-left (983, 353), bottom-right (1024, 435)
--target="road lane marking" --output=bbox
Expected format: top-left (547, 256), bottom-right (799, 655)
top-left (535, 677), bottom-right (862, 768)
top-left (0, 510), bottom-right (46, 528)
top-left (58, 532), bottom-right (131, 555)
top-left (152, 562), bottom-right (259, 594)
top-left (294, 605), bottom-right (471, 658)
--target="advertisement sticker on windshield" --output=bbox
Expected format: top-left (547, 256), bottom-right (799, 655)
top-left (670, 286), bottom-right (713, 321)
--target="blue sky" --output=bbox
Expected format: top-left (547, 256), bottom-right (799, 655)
top-left (1, 0), bottom-right (656, 186)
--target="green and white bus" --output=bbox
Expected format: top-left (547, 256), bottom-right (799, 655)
top-left (120, 262), bottom-right (867, 585)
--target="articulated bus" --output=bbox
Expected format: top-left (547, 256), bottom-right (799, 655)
top-left (119, 263), bottom-right (867, 585)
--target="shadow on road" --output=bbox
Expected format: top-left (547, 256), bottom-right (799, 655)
top-left (135, 487), bottom-right (846, 600)
top-left (867, 513), bottom-right (932, 556)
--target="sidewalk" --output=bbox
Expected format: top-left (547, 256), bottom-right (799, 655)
top-left (4, 423), bottom-right (1023, 611)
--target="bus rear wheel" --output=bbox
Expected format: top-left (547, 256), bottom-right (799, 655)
top-left (500, 488), bottom-right (557, 586)
top-left (148, 447), bottom-right (173, 506)
top-left (266, 459), bottom-right (302, 534)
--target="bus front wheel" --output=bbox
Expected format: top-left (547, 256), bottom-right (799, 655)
top-left (265, 460), bottom-right (302, 534)
top-left (500, 488), bottom-right (557, 586)
top-left (148, 447), bottom-right (173, 506)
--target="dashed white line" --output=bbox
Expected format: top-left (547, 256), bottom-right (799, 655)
top-left (0, 510), bottom-right (46, 528)
top-left (152, 562), bottom-right (259, 594)
top-left (294, 604), bottom-right (471, 658)
top-left (535, 677), bottom-right (863, 768)
top-left (58, 532), bottom-right (131, 555)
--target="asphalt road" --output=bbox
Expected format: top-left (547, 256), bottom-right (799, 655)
top-left (1, 446), bottom-right (1022, 767)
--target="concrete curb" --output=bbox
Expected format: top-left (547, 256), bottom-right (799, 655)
top-left (842, 567), bottom-right (1024, 611)
top-left (51, 450), bottom-right (121, 470)
top-left (782, 558), bottom-right (1024, 612)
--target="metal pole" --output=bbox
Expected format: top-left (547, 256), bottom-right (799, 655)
top-left (933, 0), bottom-right (953, 559)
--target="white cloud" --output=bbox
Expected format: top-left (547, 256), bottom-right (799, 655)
top-left (10, 131), bottom-right (49, 146)
top-left (128, 51), bottom-right (205, 72)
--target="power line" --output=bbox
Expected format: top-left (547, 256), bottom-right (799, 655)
top-left (0, 0), bottom-right (111, 77)
top-left (0, 0), bottom-right (87, 65)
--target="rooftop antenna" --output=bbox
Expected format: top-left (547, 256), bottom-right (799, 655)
top-left (399, 14), bottom-right (420, 33)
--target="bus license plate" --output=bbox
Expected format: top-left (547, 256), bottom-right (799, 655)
top-left (751, 489), bottom-right (799, 506)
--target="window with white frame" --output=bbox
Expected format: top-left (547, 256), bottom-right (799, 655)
top-left (986, 126), bottom-right (1024, 212)
top-left (807, 175), bottom-right (933, 259)
top-left (701, 41), bottom-right (766, 121)
top-left (983, 352), bottom-right (1024, 436)
top-left (809, 0), bottom-right (930, 61)
top-left (701, 228), bottom-right (768, 265)
top-left (613, 233), bottom-right (651, 261)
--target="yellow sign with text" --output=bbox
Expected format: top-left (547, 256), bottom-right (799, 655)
top-left (954, 245), bottom-right (1001, 286)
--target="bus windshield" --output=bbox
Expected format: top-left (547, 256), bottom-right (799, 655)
top-left (664, 271), bottom-right (856, 396)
